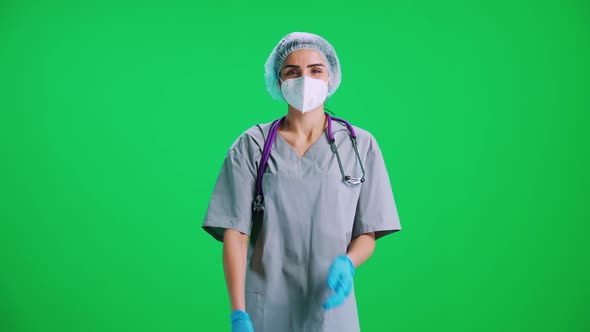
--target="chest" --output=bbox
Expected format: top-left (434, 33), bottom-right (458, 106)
top-left (277, 130), bottom-right (324, 158)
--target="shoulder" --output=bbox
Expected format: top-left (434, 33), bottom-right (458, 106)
top-left (350, 125), bottom-right (376, 143)
top-left (354, 125), bottom-right (382, 156)
top-left (227, 120), bottom-right (276, 159)
top-left (328, 116), bottom-right (385, 163)
top-left (330, 118), bottom-right (376, 142)
top-left (332, 119), bottom-right (381, 156)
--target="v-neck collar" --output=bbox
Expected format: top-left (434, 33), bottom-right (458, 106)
top-left (276, 127), bottom-right (329, 159)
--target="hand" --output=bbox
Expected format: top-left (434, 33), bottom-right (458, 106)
top-left (230, 310), bottom-right (254, 332)
top-left (322, 255), bottom-right (356, 310)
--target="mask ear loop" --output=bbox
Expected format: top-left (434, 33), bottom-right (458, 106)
top-left (324, 72), bottom-right (335, 115)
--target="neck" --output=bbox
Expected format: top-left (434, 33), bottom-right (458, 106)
top-left (282, 105), bottom-right (327, 137)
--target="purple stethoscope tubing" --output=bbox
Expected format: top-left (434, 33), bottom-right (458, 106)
top-left (255, 112), bottom-right (359, 196)
top-left (250, 112), bottom-right (364, 246)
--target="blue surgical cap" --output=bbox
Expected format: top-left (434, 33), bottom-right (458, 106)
top-left (264, 32), bottom-right (342, 101)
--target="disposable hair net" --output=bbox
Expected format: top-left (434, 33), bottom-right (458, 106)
top-left (264, 32), bottom-right (342, 101)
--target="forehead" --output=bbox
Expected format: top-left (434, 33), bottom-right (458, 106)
top-left (281, 49), bottom-right (326, 68)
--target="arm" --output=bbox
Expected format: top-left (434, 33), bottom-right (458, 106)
top-left (222, 229), bottom-right (249, 311)
top-left (323, 232), bottom-right (376, 310)
top-left (346, 232), bottom-right (376, 268)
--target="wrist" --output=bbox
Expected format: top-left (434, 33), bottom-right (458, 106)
top-left (230, 309), bottom-right (250, 323)
top-left (342, 254), bottom-right (356, 275)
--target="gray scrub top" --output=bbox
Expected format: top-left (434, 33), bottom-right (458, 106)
top-left (202, 118), bottom-right (402, 332)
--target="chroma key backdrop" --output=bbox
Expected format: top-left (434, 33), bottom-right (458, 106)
top-left (1, 0), bottom-right (588, 331)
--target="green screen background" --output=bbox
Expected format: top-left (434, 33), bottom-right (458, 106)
top-left (1, 0), bottom-right (588, 331)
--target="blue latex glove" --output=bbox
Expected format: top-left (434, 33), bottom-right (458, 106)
top-left (230, 310), bottom-right (254, 332)
top-left (322, 255), bottom-right (356, 310)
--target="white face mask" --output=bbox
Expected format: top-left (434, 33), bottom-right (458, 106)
top-left (279, 75), bottom-right (329, 113)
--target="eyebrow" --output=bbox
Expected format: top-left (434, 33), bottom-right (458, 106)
top-left (282, 63), bottom-right (325, 70)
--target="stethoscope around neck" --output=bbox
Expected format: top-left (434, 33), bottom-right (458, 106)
top-left (249, 111), bottom-right (366, 246)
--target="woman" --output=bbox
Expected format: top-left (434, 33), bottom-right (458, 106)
top-left (202, 32), bottom-right (402, 332)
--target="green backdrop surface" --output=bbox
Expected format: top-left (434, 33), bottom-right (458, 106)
top-left (1, 0), bottom-right (588, 331)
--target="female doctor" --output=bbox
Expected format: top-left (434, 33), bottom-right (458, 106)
top-left (202, 32), bottom-right (402, 332)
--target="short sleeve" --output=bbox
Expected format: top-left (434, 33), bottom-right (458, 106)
top-left (202, 150), bottom-right (256, 242)
top-left (352, 138), bottom-right (402, 240)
